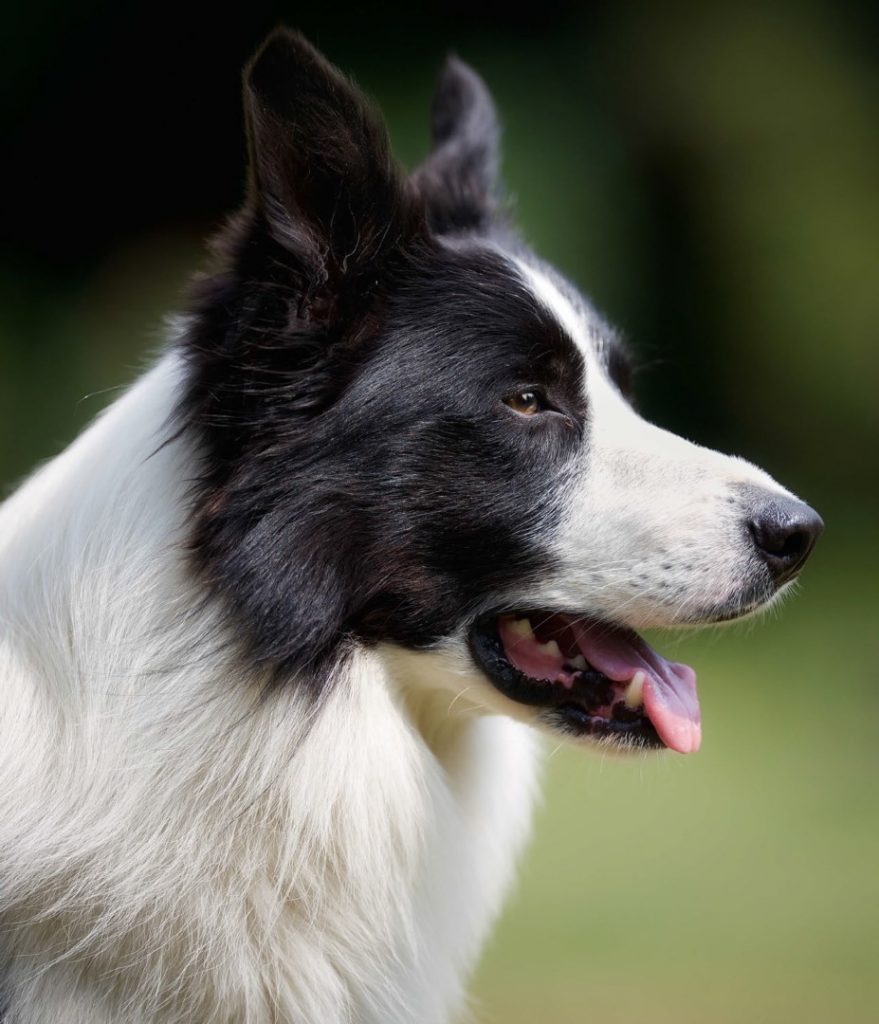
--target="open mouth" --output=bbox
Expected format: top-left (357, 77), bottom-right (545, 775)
top-left (469, 612), bottom-right (701, 753)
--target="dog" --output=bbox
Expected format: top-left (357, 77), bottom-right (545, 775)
top-left (0, 28), bottom-right (822, 1024)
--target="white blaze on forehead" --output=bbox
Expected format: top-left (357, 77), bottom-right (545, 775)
top-left (509, 256), bottom-right (629, 424)
top-left (509, 255), bottom-right (641, 433)
top-left (510, 257), bottom-right (598, 367)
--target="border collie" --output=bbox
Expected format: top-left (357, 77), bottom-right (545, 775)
top-left (0, 28), bottom-right (822, 1024)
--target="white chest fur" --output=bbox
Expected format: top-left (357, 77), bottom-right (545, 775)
top-left (0, 354), bottom-right (540, 1024)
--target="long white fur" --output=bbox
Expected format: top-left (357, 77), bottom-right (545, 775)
top-left (0, 352), bottom-right (539, 1023)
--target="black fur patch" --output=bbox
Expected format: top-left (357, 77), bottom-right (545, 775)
top-left (181, 241), bottom-right (587, 680)
top-left (177, 29), bottom-right (592, 685)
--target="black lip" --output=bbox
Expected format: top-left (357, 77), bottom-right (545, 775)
top-left (468, 614), bottom-right (664, 748)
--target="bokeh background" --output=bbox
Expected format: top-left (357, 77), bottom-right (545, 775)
top-left (1, 2), bottom-right (876, 1021)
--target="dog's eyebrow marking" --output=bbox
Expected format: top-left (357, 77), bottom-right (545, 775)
top-left (510, 256), bottom-right (634, 398)
top-left (510, 258), bottom-right (590, 361)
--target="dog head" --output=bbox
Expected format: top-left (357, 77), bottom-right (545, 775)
top-left (181, 29), bottom-right (822, 753)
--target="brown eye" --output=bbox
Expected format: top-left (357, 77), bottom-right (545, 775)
top-left (504, 389), bottom-right (545, 416)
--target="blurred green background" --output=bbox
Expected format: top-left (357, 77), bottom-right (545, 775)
top-left (1, 2), bottom-right (876, 1022)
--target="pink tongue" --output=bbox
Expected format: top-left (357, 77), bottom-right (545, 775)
top-left (570, 620), bottom-right (701, 754)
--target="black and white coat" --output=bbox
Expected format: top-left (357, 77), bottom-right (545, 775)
top-left (0, 30), bottom-right (819, 1024)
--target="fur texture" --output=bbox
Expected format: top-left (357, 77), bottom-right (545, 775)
top-left (0, 29), bottom-right (820, 1024)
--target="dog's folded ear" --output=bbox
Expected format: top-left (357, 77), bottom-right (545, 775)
top-left (413, 56), bottom-right (503, 235)
top-left (243, 28), bottom-right (419, 306)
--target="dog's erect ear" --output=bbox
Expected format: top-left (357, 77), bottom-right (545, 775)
top-left (413, 56), bottom-right (503, 234)
top-left (243, 28), bottom-right (417, 302)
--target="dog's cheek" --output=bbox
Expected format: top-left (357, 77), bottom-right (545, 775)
top-left (364, 422), bottom-right (572, 643)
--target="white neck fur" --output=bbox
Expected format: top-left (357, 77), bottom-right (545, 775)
top-left (0, 352), bottom-right (539, 1024)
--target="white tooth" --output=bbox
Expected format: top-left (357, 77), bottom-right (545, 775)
top-left (570, 655), bottom-right (588, 671)
top-left (537, 639), bottom-right (562, 659)
top-left (624, 670), bottom-right (646, 709)
top-left (508, 617), bottom-right (535, 640)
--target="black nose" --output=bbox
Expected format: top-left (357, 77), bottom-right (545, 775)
top-left (748, 494), bottom-right (823, 585)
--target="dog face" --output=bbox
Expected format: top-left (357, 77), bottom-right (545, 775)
top-left (181, 30), bottom-right (821, 753)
